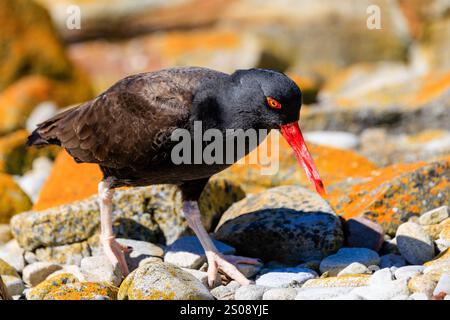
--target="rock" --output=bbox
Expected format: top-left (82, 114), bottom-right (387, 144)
top-left (296, 287), bottom-right (355, 300)
top-left (319, 248), bottom-right (380, 276)
top-left (0, 258), bottom-right (19, 277)
top-left (419, 206), bottom-right (449, 225)
top-left (337, 262), bottom-right (371, 276)
top-left (379, 254), bottom-right (406, 269)
top-left (22, 262), bottom-right (62, 287)
top-left (433, 274), bottom-right (450, 297)
top-left (262, 288), bottom-right (297, 300)
top-left (343, 217), bottom-right (384, 251)
top-left (0, 225), bottom-right (12, 244)
top-left (0, 0), bottom-right (92, 135)
top-left (408, 274), bottom-right (438, 298)
top-left (218, 138), bottom-right (377, 194)
top-left (210, 281), bottom-right (241, 300)
top-left (409, 292), bottom-right (429, 300)
top-left (2, 275), bottom-right (25, 296)
top-left (15, 152), bottom-right (243, 249)
top-left (380, 238), bottom-right (400, 255)
top-left (394, 266), bottom-right (425, 280)
top-left (45, 265), bottom-right (85, 282)
top-left (26, 273), bottom-right (79, 300)
top-left (352, 279), bottom-right (410, 300)
top-left (43, 282), bottom-right (117, 300)
top-left (164, 236), bottom-right (235, 269)
top-left (236, 263), bottom-right (262, 278)
top-left (234, 285), bottom-right (267, 300)
top-left (0, 173), bottom-right (32, 223)
top-left (34, 241), bottom-right (91, 265)
top-left (304, 131), bottom-right (359, 150)
top-left (296, 260), bottom-right (321, 272)
top-left (14, 157), bottom-right (53, 202)
top-left (303, 275), bottom-right (370, 288)
top-left (396, 222), bottom-right (435, 264)
top-left (118, 261), bottom-right (213, 300)
top-left (115, 238), bottom-right (164, 271)
top-left (369, 268), bottom-right (394, 286)
top-left (80, 256), bottom-right (121, 287)
top-left (0, 240), bottom-right (25, 272)
top-left (182, 269), bottom-right (208, 288)
top-left (215, 186), bottom-right (344, 264)
top-left (328, 159), bottom-right (450, 235)
top-left (423, 249), bottom-right (450, 280)
top-left (439, 222), bottom-right (450, 248)
top-left (255, 268), bottom-right (317, 288)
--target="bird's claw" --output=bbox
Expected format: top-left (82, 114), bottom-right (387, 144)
top-left (101, 236), bottom-right (130, 277)
top-left (205, 252), bottom-right (261, 288)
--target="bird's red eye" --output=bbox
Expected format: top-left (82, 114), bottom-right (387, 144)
top-left (267, 97), bottom-right (281, 109)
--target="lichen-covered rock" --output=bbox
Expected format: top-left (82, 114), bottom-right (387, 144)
top-left (215, 185), bottom-right (343, 264)
top-left (12, 176), bottom-right (243, 251)
top-left (217, 137), bottom-right (377, 194)
top-left (43, 282), bottom-right (117, 300)
top-left (0, 173), bottom-right (32, 224)
top-left (329, 159), bottom-right (450, 235)
top-left (419, 206), bottom-right (449, 226)
top-left (26, 273), bottom-right (79, 300)
top-left (34, 241), bottom-right (91, 265)
top-left (302, 275), bottom-right (371, 288)
top-left (118, 261), bottom-right (213, 300)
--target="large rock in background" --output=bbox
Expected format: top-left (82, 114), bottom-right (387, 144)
top-left (217, 135), bottom-right (377, 194)
top-left (0, 0), bottom-right (92, 135)
top-left (328, 158), bottom-right (450, 235)
top-left (215, 186), bottom-right (344, 264)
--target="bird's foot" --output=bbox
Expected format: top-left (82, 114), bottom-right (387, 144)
top-left (101, 236), bottom-right (130, 277)
top-left (205, 251), bottom-right (262, 287)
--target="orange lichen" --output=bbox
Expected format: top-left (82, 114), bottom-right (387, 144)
top-left (218, 133), bottom-right (377, 193)
top-left (328, 158), bottom-right (449, 234)
top-left (33, 151), bottom-right (102, 211)
top-left (44, 282), bottom-right (117, 300)
top-left (162, 31), bottom-right (239, 58)
top-left (413, 72), bottom-right (450, 106)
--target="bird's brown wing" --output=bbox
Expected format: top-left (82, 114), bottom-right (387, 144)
top-left (33, 67), bottom-right (225, 168)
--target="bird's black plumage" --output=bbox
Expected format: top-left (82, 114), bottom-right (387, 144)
top-left (28, 67), bottom-right (303, 194)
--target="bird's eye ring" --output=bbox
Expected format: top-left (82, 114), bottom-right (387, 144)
top-left (266, 97), bottom-right (281, 109)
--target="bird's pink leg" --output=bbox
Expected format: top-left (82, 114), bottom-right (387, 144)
top-left (182, 201), bottom-right (260, 287)
top-left (98, 181), bottom-right (130, 276)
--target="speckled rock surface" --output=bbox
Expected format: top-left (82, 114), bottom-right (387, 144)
top-left (26, 273), bottom-right (79, 300)
top-left (319, 248), bottom-right (380, 276)
top-left (262, 287), bottom-right (297, 300)
top-left (34, 241), bottom-right (91, 265)
top-left (396, 222), bottom-right (435, 265)
top-left (302, 275), bottom-right (371, 288)
top-left (419, 206), bottom-right (449, 226)
top-left (43, 282), bottom-right (117, 300)
top-left (328, 159), bottom-right (450, 235)
top-left (118, 261), bottom-right (213, 300)
top-left (12, 179), bottom-right (243, 252)
top-left (165, 236), bottom-right (235, 269)
top-left (215, 186), bottom-right (344, 264)
top-left (234, 285), bottom-right (267, 300)
top-left (80, 256), bottom-right (121, 286)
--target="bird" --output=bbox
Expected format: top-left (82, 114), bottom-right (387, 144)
top-left (27, 67), bottom-right (325, 287)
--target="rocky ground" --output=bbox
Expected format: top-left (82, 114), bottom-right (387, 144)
top-left (0, 0), bottom-right (450, 300)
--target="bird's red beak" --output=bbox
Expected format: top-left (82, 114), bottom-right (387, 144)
top-left (280, 122), bottom-right (326, 197)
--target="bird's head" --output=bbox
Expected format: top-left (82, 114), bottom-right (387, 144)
top-left (231, 68), bottom-right (326, 196)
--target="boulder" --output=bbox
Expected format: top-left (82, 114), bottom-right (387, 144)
top-left (0, 173), bottom-right (32, 224)
top-left (215, 186), bottom-right (344, 264)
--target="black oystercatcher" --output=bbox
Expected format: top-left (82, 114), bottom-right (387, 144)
top-left (28, 67), bottom-right (325, 286)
